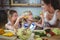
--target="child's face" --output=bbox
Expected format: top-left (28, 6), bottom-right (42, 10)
top-left (11, 13), bottom-right (18, 21)
top-left (28, 14), bottom-right (33, 20)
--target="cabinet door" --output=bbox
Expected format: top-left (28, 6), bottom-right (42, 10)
top-left (0, 0), bottom-right (1, 6)
top-left (3, 0), bottom-right (9, 5)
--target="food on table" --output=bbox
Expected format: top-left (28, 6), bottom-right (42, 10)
top-left (4, 30), bottom-right (15, 34)
top-left (17, 27), bottom-right (32, 40)
top-left (24, 16), bottom-right (28, 19)
top-left (0, 29), bottom-right (5, 35)
top-left (0, 30), bottom-right (15, 37)
top-left (34, 35), bottom-right (42, 40)
top-left (35, 38), bottom-right (42, 40)
top-left (34, 30), bottom-right (46, 37)
top-left (45, 29), bottom-right (55, 36)
top-left (34, 35), bottom-right (40, 38)
top-left (52, 28), bottom-right (60, 35)
top-left (2, 32), bottom-right (14, 37)
top-left (47, 33), bottom-right (51, 37)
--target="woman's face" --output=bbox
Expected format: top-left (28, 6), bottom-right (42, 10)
top-left (41, 1), bottom-right (51, 12)
top-left (11, 13), bottom-right (18, 22)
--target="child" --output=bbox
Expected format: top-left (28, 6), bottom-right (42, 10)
top-left (22, 11), bottom-right (33, 28)
top-left (22, 11), bottom-right (37, 31)
top-left (5, 10), bottom-right (24, 31)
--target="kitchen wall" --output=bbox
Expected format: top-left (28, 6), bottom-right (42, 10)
top-left (0, 0), bottom-right (42, 16)
top-left (10, 7), bottom-right (42, 16)
top-left (0, 7), bottom-right (42, 16)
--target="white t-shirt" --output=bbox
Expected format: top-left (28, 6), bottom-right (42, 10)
top-left (44, 10), bottom-right (58, 25)
top-left (5, 21), bottom-right (20, 31)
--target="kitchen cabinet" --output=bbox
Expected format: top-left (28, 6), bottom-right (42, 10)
top-left (0, 0), bottom-right (1, 6)
top-left (10, 0), bottom-right (42, 7)
top-left (0, 0), bottom-right (3, 6)
top-left (0, 0), bottom-right (10, 7)
top-left (3, 0), bottom-right (10, 6)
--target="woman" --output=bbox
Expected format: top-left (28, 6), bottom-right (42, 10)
top-left (41, 0), bottom-right (60, 28)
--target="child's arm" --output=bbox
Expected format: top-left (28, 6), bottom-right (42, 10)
top-left (5, 15), bottom-right (24, 30)
top-left (35, 22), bottom-right (42, 27)
top-left (40, 13), bottom-right (44, 26)
top-left (14, 15), bottom-right (24, 29)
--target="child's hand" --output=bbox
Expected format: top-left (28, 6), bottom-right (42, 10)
top-left (18, 15), bottom-right (25, 19)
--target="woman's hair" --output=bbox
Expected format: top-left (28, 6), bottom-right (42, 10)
top-left (43, 0), bottom-right (60, 10)
top-left (7, 10), bottom-right (17, 17)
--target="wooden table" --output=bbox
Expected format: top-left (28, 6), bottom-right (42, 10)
top-left (42, 36), bottom-right (60, 40)
top-left (0, 35), bottom-right (60, 40)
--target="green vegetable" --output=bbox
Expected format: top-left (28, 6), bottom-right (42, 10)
top-left (35, 38), bottom-right (42, 40)
top-left (34, 32), bottom-right (46, 37)
top-left (52, 28), bottom-right (60, 35)
top-left (17, 28), bottom-right (32, 40)
top-left (47, 33), bottom-right (51, 37)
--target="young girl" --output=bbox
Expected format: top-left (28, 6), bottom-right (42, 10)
top-left (5, 10), bottom-right (24, 31)
top-left (22, 11), bottom-right (37, 31)
top-left (22, 11), bottom-right (33, 28)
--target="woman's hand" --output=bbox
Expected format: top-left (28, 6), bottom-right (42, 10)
top-left (57, 12), bottom-right (60, 20)
top-left (35, 22), bottom-right (42, 27)
top-left (18, 15), bottom-right (25, 20)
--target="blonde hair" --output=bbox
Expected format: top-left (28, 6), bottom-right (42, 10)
top-left (22, 11), bottom-right (32, 19)
top-left (23, 11), bottom-right (32, 16)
